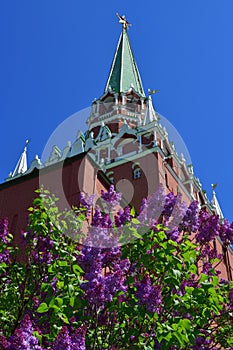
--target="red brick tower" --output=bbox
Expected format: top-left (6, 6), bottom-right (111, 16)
top-left (85, 15), bottom-right (211, 213)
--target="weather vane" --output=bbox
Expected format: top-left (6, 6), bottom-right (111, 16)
top-left (116, 13), bottom-right (132, 29)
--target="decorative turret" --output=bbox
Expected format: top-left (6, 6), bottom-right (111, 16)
top-left (11, 140), bottom-right (29, 177)
top-left (211, 183), bottom-right (224, 219)
top-left (143, 95), bottom-right (158, 125)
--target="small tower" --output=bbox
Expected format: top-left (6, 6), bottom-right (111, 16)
top-left (211, 183), bottom-right (224, 219)
top-left (11, 140), bottom-right (29, 177)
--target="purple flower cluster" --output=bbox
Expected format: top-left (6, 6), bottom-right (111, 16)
top-left (196, 211), bottom-right (220, 244)
top-left (0, 248), bottom-right (10, 263)
top-left (135, 275), bottom-right (162, 313)
top-left (179, 278), bottom-right (198, 296)
top-left (219, 219), bottom-right (233, 244)
top-left (92, 208), bottom-right (112, 228)
top-left (114, 206), bottom-right (131, 227)
top-left (228, 288), bottom-right (233, 311)
top-left (79, 192), bottom-right (95, 216)
top-left (30, 236), bottom-right (54, 265)
top-left (192, 330), bottom-right (212, 349)
top-left (101, 185), bottom-right (122, 209)
top-left (180, 201), bottom-right (199, 233)
top-left (5, 314), bottom-right (43, 350)
top-left (200, 244), bottom-right (222, 260)
top-left (166, 194), bottom-right (187, 231)
top-left (81, 257), bottom-right (128, 307)
top-left (138, 185), bottom-right (166, 226)
top-left (53, 325), bottom-right (86, 350)
top-left (162, 192), bottom-right (177, 222)
top-left (0, 218), bottom-right (11, 263)
top-left (0, 218), bottom-right (8, 244)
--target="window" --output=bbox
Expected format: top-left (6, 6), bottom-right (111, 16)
top-left (165, 172), bottom-right (168, 188)
top-left (133, 168), bottom-right (141, 179)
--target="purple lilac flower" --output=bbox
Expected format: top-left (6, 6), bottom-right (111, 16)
top-left (180, 201), bottom-right (199, 233)
top-left (91, 207), bottom-right (103, 227)
top-left (219, 219), bottom-right (233, 245)
top-left (81, 260), bottom-right (106, 306)
top-left (0, 334), bottom-right (9, 349)
top-left (92, 208), bottom-right (113, 229)
top-left (178, 279), bottom-right (198, 296)
top-left (80, 192), bottom-right (95, 216)
top-left (101, 246), bottom-right (122, 266)
top-left (81, 257), bottom-right (128, 307)
top-left (29, 234), bottom-right (54, 265)
top-left (138, 185), bottom-right (166, 227)
top-left (85, 226), bottom-right (118, 248)
top-left (70, 325), bottom-right (86, 350)
top-left (135, 275), bottom-right (162, 313)
top-left (192, 334), bottom-right (211, 349)
top-left (0, 248), bottom-right (10, 263)
top-left (196, 211), bottom-right (220, 244)
top-left (200, 245), bottom-right (222, 260)
top-left (162, 192), bottom-right (177, 222)
top-left (139, 197), bottom-right (148, 214)
top-left (53, 326), bottom-right (71, 350)
top-left (77, 246), bottom-right (102, 273)
top-left (202, 262), bottom-right (213, 275)
top-left (114, 206), bottom-right (131, 227)
top-left (0, 218), bottom-right (8, 244)
top-left (105, 264), bottom-right (128, 300)
top-left (8, 314), bottom-right (43, 350)
top-left (167, 194), bottom-right (187, 231)
top-left (101, 185), bottom-right (122, 209)
top-left (166, 227), bottom-right (180, 242)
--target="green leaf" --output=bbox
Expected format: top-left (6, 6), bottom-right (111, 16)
top-left (55, 297), bottom-right (63, 307)
top-left (132, 218), bottom-right (141, 225)
top-left (58, 312), bottom-right (69, 324)
top-left (69, 296), bottom-right (75, 307)
top-left (57, 281), bottom-right (64, 289)
top-left (73, 264), bottom-right (84, 275)
top-left (37, 302), bottom-right (49, 313)
top-left (179, 318), bottom-right (191, 331)
top-left (130, 207), bottom-right (135, 216)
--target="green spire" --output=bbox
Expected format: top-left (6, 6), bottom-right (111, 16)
top-left (104, 26), bottom-right (145, 97)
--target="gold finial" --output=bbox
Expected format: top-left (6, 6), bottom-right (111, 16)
top-left (116, 13), bottom-right (132, 29)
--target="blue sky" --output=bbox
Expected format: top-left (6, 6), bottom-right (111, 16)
top-left (1, 0), bottom-right (233, 221)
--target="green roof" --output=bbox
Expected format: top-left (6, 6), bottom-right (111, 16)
top-left (104, 27), bottom-right (145, 97)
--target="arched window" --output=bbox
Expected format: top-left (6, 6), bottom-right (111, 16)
top-left (133, 168), bottom-right (141, 179)
top-left (132, 163), bottom-right (141, 179)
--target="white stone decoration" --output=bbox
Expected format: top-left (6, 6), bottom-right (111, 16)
top-left (70, 131), bottom-right (85, 157)
top-left (47, 145), bottom-right (61, 164)
top-left (85, 131), bottom-right (96, 152)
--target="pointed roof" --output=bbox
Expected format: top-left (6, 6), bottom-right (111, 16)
top-left (143, 96), bottom-right (158, 125)
top-left (212, 189), bottom-right (224, 219)
top-left (104, 26), bottom-right (145, 97)
top-left (12, 140), bottom-right (29, 177)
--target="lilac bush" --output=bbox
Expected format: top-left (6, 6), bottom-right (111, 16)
top-left (0, 185), bottom-right (233, 349)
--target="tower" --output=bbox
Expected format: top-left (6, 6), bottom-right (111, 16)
top-left (85, 14), bottom-right (211, 212)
